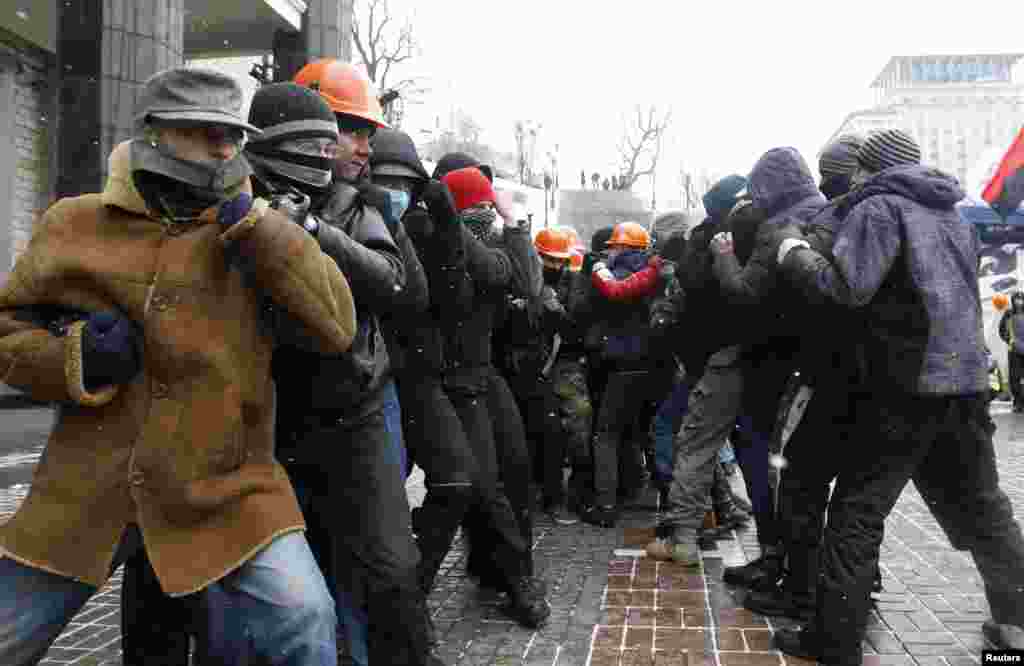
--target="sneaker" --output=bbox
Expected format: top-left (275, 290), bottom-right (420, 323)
top-left (545, 503), bottom-right (579, 525)
top-left (722, 549), bottom-right (784, 590)
top-left (983, 620), bottom-right (1024, 649)
top-left (743, 584), bottom-right (815, 621)
top-left (772, 625), bottom-right (822, 661)
top-left (504, 576), bottom-right (551, 628)
top-left (580, 504), bottom-right (618, 528)
top-left (645, 536), bottom-right (700, 566)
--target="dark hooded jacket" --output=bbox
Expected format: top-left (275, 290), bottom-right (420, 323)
top-left (709, 148), bottom-right (827, 365)
top-left (273, 179), bottom-right (407, 441)
top-left (784, 165), bottom-right (988, 396)
top-left (367, 128), bottom-right (432, 372)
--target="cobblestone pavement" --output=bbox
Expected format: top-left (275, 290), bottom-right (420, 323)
top-left (0, 404), bottom-right (1020, 665)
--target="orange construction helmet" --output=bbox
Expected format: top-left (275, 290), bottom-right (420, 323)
top-left (293, 59), bottom-right (388, 128)
top-left (534, 227), bottom-right (575, 259)
top-left (608, 221), bottom-right (650, 249)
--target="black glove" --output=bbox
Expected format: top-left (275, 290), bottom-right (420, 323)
top-left (216, 192), bottom-right (254, 230)
top-left (581, 252), bottom-right (600, 277)
top-left (402, 208), bottom-right (436, 245)
top-left (421, 180), bottom-right (459, 227)
top-left (767, 223), bottom-right (808, 265)
top-left (82, 311), bottom-right (143, 391)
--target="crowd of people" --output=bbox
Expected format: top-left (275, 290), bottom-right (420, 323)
top-left (0, 59), bottom-right (1020, 666)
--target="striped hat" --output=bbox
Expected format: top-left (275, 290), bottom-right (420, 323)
top-left (856, 128), bottom-right (921, 173)
top-left (819, 134), bottom-right (864, 179)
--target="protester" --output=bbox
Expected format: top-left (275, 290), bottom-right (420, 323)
top-left (0, 66), bottom-right (356, 666)
top-left (998, 290), bottom-right (1024, 411)
top-left (285, 60), bottom-right (446, 666)
top-left (772, 128), bottom-right (1024, 659)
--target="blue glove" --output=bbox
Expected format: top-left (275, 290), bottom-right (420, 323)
top-left (216, 192), bottom-right (254, 230)
top-left (82, 311), bottom-right (143, 391)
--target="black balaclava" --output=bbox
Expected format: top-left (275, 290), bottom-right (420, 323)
top-left (244, 83), bottom-right (340, 200)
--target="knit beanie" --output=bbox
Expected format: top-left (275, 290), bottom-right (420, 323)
top-left (702, 174), bottom-right (748, 220)
top-left (245, 83), bottom-right (340, 191)
top-left (433, 152), bottom-right (494, 182)
top-left (592, 226), bottom-right (615, 252)
top-left (819, 134), bottom-right (864, 179)
top-left (441, 167), bottom-right (495, 212)
top-left (247, 83), bottom-right (339, 145)
top-left (856, 128), bottom-right (921, 174)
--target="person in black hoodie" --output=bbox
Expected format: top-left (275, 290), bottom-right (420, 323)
top-left (998, 290), bottom-right (1024, 411)
top-left (385, 150), bottom-right (549, 628)
top-left (280, 63), bottom-right (441, 666)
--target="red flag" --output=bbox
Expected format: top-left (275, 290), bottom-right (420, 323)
top-left (983, 125), bottom-right (1024, 220)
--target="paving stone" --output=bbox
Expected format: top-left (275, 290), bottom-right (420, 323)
top-left (866, 631), bottom-right (909, 655)
top-left (717, 651), bottom-right (783, 666)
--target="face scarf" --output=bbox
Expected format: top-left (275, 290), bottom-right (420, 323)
top-left (131, 139), bottom-right (250, 223)
top-left (461, 207), bottom-right (498, 243)
top-left (384, 188), bottom-right (411, 220)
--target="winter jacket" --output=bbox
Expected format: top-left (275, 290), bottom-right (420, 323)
top-left (495, 267), bottom-right (586, 382)
top-left (273, 182), bottom-right (406, 436)
top-left (396, 205), bottom-right (481, 377)
top-left (378, 218), bottom-right (430, 373)
top-left (712, 148), bottom-right (827, 363)
top-left (998, 307), bottom-right (1024, 355)
top-left (0, 141), bottom-right (356, 595)
top-left (591, 256), bottom-right (663, 302)
top-left (783, 164), bottom-right (988, 396)
top-left (712, 149), bottom-right (826, 312)
top-left (439, 224), bottom-right (541, 390)
top-left (584, 249), bottom-right (660, 366)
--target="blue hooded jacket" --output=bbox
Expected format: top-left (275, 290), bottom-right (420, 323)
top-left (786, 165), bottom-right (987, 396)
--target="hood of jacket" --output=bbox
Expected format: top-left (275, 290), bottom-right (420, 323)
top-left (370, 129), bottom-right (429, 181)
top-left (609, 248), bottom-right (649, 279)
top-left (850, 164), bottom-right (965, 211)
top-left (749, 147), bottom-right (824, 219)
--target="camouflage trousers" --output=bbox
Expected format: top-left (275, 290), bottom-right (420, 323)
top-left (550, 358), bottom-right (594, 500)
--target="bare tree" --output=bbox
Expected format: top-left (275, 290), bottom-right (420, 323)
top-left (350, 0), bottom-right (426, 126)
top-left (615, 105), bottom-right (672, 191)
top-left (591, 172), bottom-right (600, 189)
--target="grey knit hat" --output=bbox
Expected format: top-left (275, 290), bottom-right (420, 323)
top-left (856, 128), bottom-right (921, 173)
top-left (819, 134), bottom-right (864, 179)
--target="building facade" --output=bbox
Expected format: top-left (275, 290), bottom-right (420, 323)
top-left (0, 0), bottom-right (352, 282)
top-left (826, 54), bottom-right (1024, 188)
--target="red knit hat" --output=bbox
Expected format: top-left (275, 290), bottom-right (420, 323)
top-left (441, 166), bottom-right (495, 212)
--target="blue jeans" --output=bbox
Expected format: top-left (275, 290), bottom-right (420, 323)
top-left (0, 531), bottom-right (336, 666)
top-left (652, 377), bottom-right (691, 484)
top-left (653, 376), bottom-right (740, 482)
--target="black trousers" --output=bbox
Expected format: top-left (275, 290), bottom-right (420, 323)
top-left (1009, 351), bottom-right (1024, 404)
top-left (284, 408), bottom-right (431, 666)
top-left (813, 393), bottom-right (1024, 665)
top-left (457, 369), bottom-right (536, 580)
top-left (508, 372), bottom-right (569, 508)
top-left (398, 369), bottom-right (530, 590)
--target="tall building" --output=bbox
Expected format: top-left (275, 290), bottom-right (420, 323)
top-left (826, 54), bottom-right (1024, 187)
top-left (0, 0), bottom-right (352, 282)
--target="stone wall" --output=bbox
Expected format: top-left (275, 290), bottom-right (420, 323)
top-left (0, 38), bottom-right (53, 279)
top-left (557, 189), bottom-right (652, 247)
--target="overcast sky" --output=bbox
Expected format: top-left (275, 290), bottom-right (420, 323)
top-left (382, 0), bottom-right (1023, 201)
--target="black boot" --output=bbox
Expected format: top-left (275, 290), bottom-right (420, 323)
top-left (773, 624), bottom-right (822, 661)
top-left (723, 543), bottom-right (784, 590)
top-left (743, 546), bottom-right (818, 621)
top-left (504, 576), bottom-right (551, 628)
